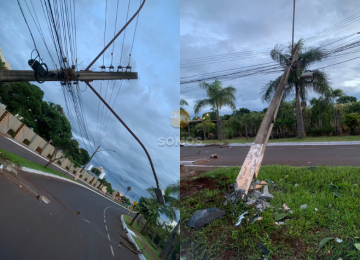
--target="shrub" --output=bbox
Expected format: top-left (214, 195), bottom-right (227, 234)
top-left (344, 114), bottom-right (360, 133)
top-left (23, 139), bottom-right (30, 146)
top-left (65, 166), bottom-right (69, 170)
top-left (47, 154), bottom-right (52, 159)
top-left (73, 170), bottom-right (77, 174)
top-left (57, 160), bottom-right (61, 165)
top-left (7, 129), bottom-right (15, 138)
top-left (36, 147), bottom-right (42, 154)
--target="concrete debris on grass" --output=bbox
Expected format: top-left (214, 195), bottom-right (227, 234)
top-left (335, 238), bottom-right (343, 243)
top-left (300, 204), bottom-right (308, 210)
top-left (248, 190), bottom-right (262, 199)
top-left (187, 208), bottom-right (226, 230)
top-left (235, 211), bottom-right (248, 226)
top-left (260, 185), bottom-right (274, 200)
top-left (283, 203), bottom-right (290, 210)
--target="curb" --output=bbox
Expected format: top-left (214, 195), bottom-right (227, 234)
top-left (181, 141), bottom-right (360, 147)
top-left (120, 215), bottom-right (146, 260)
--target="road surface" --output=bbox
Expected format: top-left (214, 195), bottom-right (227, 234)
top-left (0, 135), bottom-right (104, 194)
top-left (0, 170), bottom-right (137, 260)
top-left (181, 145), bottom-right (360, 166)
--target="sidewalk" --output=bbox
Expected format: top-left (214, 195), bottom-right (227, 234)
top-left (182, 140), bottom-right (360, 147)
top-left (128, 217), bottom-right (159, 260)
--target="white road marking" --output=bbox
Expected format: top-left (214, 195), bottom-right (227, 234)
top-left (104, 219), bottom-right (106, 224)
top-left (105, 225), bottom-right (108, 231)
top-left (107, 233), bottom-right (110, 241)
top-left (336, 148), bottom-right (357, 149)
top-left (110, 245), bottom-right (114, 257)
top-left (83, 219), bottom-right (91, 224)
top-left (298, 148), bottom-right (318, 149)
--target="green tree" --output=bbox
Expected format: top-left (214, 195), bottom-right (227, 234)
top-left (136, 196), bottom-right (159, 235)
top-left (201, 111), bottom-right (217, 120)
top-left (343, 114), bottom-right (360, 134)
top-left (121, 196), bottom-right (131, 205)
top-left (194, 79), bottom-right (236, 140)
top-left (337, 95), bottom-right (357, 104)
top-left (79, 148), bottom-right (90, 166)
top-left (261, 39), bottom-right (331, 138)
top-left (91, 167), bottom-right (101, 176)
top-left (232, 107), bottom-right (250, 116)
top-left (124, 186), bottom-right (131, 197)
top-left (34, 102), bottom-right (74, 168)
top-left (0, 81), bottom-right (44, 129)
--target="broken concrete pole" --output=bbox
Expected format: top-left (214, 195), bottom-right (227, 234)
top-left (248, 190), bottom-right (261, 199)
top-left (260, 185), bottom-right (273, 200)
top-left (210, 154), bottom-right (218, 158)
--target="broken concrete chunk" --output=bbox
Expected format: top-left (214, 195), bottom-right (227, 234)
top-left (235, 211), bottom-right (248, 226)
top-left (246, 198), bottom-right (257, 207)
top-left (248, 190), bottom-right (262, 199)
top-left (300, 204), bottom-right (307, 210)
top-left (283, 203), bottom-right (290, 210)
top-left (187, 208), bottom-right (226, 230)
top-left (210, 154), bottom-right (218, 158)
top-left (260, 185), bottom-right (273, 201)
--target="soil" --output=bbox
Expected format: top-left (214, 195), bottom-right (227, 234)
top-left (180, 176), bottom-right (226, 199)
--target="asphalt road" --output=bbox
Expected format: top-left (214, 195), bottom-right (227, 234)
top-left (181, 145), bottom-right (360, 166)
top-left (0, 135), bottom-right (104, 193)
top-left (0, 171), bottom-right (137, 260)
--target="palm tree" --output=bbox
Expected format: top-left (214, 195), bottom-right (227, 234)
top-left (194, 79), bottom-right (236, 140)
top-left (124, 186), bottom-right (131, 197)
top-left (329, 88), bottom-right (344, 135)
top-left (261, 39), bottom-right (331, 138)
top-left (147, 181), bottom-right (180, 258)
top-left (180, 98), bottom-right (188, 111)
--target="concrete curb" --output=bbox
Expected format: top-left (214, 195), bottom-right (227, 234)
top-left (181, 141), bottom-right (360, 147)
top-left (20, 167), bottom-right (130, 211)
top-left (120, 215), bottom-right (146, 260)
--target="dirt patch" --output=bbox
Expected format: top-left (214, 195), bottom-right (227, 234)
top-left (180, 176), bottom-right (226, 199)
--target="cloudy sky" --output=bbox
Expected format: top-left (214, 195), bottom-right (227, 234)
top-left (181, 0), bottom-right (360, 118)
top-left (0, 0), bottom-right (179, 220)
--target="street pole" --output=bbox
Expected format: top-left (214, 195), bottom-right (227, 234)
top-left (113, 177), bottom-right (126, 200)
top-left (234, 47), bottom-right (299, 198)
top-left (84, 81), bottom-right (161, 190)
top-left (75, 145), bottom-right (100, 180)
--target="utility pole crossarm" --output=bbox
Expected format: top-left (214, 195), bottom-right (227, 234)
top-left (234, 47), bottom-right (298, 198)
top-left (0, 70), bottom-right (138, 82)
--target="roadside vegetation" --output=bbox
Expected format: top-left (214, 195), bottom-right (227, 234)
top-left (180, 166), bottom-right (360, 259)
top-left (0, 147), bottom-right (75, 182)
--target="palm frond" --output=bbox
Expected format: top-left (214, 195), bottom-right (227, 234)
top-left (194, 98), bottom-right (214, 115)
top-left (260, 75), bottom-right (282, 103)
top-left (270, 44), bottom-right (290, 67)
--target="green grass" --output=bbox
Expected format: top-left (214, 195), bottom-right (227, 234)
top-left (184, 135), bottom-right (360, 144)
top-left (123, 215), bottom-right (162, 260)
top-left (0, 147), bottom-right (76, 182)
top-left (180, 165), bottom-right (360, 259)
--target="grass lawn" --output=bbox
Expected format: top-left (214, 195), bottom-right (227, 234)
top-left (0, 147), bottom-right (76, 182)
top-left (123, 215), bottom-right (162, 260)
top-left (184, 135), bottom-right (360, 144)
top-left (180, 165), bottom-right (360, 259)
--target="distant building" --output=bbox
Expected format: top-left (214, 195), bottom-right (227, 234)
top-left (0, 47), bottom-right (12, 70)
top-left (86, 164), bottom-right (93, 171)
top-left (99, 171), bottom-right (106, 180)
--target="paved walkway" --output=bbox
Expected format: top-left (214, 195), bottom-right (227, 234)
top-left (128, 217), bottom-right (158, 260)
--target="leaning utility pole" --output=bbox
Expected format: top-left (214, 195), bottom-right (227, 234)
top-left (75, 145), bottom-right (100, 180)
top-left (234, 47), bottom-right (298, 198)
